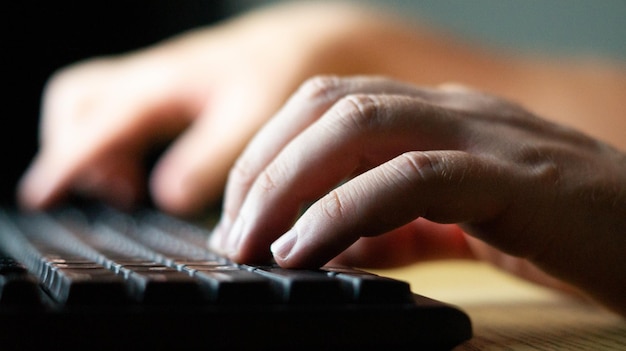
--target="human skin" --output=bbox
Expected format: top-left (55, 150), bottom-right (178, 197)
top-left (210, 76), bottom-right (626, 316)
top-left (17, 2), bottom-right (626, 215)
top-left (17, 1), bottom-right (626, 315)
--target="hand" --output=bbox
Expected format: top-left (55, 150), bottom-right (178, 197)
top-left (210, 76), bottom-right (626, 316)
top-left (16, 2), bottom-right (381, 216)
top-left (18, 0), bottom-right (625, 217)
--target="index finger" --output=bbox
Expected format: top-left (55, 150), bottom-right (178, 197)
top-left (270, 150), bottom-right (515, 268)
top-left (211, 76), bottom-right (455, 251)
top-left (214, 92), bottom-right (481, 264)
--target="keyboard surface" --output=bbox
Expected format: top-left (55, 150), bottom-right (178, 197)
top-left (0, 205), bottom-right (471, 350)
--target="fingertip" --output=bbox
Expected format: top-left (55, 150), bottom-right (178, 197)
top-left (16, 160), bottom-right (62, 211)
top-left (150, 159), bottom-right (218, 218)
top-left (149, 135), bottom-right (234, 218)
top-left (150, 174), bottom-right (195, 217)
top-left (270, 229), bottom-right (298, 265)
top-left (207, 212), bottom-right (233, 252)
top-left (207, 228), bottom-right (224, 253)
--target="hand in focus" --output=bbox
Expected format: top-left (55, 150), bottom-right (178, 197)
top-left (211, 76), bottom-right (626, 316)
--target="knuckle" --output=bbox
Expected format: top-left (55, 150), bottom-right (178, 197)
top-left (256, 170), bottom-right (278, 194)
top-left (333, 94), bottom-right (383, 131)
top-left (44, 69), bottom-right (81, 104)
top-left (392, 151), bottom-right (463, 187)
top-left (394, 152), bottom-right (441, 182)
top-left (254, 170), bottom-right (278, 193)
top-left (255, 161), bottom-right (288, 194)
top-left (319, 189), bottom-right (351, 221)
top-left (42, 64), bottom-right (106, 119)
top-left (297, 75), bottom-right (345, 104)
top-left (44, 58), bottom-right (114, 101)
top-left (228, 156), bottom-right (259, 191)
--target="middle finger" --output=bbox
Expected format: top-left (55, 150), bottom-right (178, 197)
top-left (216, 92), bottom-right (469, 263)
top-left (211, 76), bottom-right (458, 252)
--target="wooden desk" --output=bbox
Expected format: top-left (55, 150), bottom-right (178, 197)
top-left (371, 260), bottom-right (626, 350)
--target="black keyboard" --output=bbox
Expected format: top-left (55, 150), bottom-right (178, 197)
top-left (0, 205), bottom-right (471, 350)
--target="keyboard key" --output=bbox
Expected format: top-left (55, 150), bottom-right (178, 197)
top-left (191, 266), bottom-right (275, 303)
top-left (0, 256), bottom-right (29, 275)
top-left (121, 264), bottom-right (205, 304)
top-left (247, 265), bottom-right (346, 304)
top-left (47, 265), bottom-right (128, 305)
top-left (323, 266), bottom-right (413, 303)
top-left (0, 254), bottom-right (42, 306)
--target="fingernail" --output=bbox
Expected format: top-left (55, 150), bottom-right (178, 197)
top-left (208, 225), bottom-right (224, 251)
top-left (224, 217), bottom-right (244, 255)
top-left (208, 215), bottom-right (231, 250)
top-left (271, 229), bottom-right (297, 261)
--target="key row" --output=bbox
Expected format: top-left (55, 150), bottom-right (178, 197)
top-left (0, 208), bottom-right (413, 307)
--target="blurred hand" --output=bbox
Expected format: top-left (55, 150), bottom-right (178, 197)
top-left (210, 76), bottom-right (626, 316)
top-left (17, 2), bottom-right (379, 216)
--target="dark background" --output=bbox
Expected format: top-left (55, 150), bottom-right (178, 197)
top-left (2, 1), bottom-right (228, 206)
